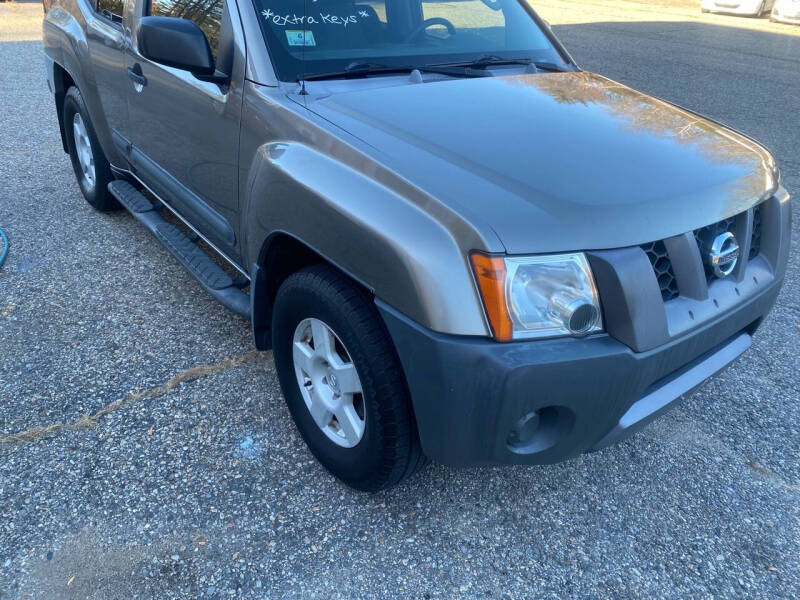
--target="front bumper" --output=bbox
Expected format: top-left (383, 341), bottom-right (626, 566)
top-left (772, 7), bottom-right (800, 23)
top-left (378, 192), bottom-right (791, 467)
top-left (701, 0), bottom-right (766, 15)
top-left (379, 282), bottom-right (777, 466)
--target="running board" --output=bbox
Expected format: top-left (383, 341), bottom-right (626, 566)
top-left (108, 180), bottom-right (251, 319)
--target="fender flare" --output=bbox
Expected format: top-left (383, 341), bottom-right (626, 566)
top-left (43, 4), bottom-right (122, 165)
top-left (243, 142), bottom-right (491, 343)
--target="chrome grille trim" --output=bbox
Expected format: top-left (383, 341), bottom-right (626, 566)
top-left (694, 215), bottom-right (737, 285)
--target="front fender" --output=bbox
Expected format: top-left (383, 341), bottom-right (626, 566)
top-left (244, 142), bottom-right (491, 337)
top-left (43, 0), bottom-right (125, 166)
top-left (43, 2), bottom-right (90, 93)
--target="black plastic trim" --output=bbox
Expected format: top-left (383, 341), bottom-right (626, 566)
top-left (377, 276), bottom-right (781, 467)
top-left (120, 140), bottom-right (236, 247)
top-left (108, 180), bottom-right (250, 318)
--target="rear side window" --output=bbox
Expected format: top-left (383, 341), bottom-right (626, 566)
top-left (148, 0), bottom-right (224, 57)
top-left (97, 0), bottom-right (124, 23)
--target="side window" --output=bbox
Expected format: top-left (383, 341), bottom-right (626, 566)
top-left (97, 0), bottom-right (124, 24)
top-left (148, 0), bottom-right (224, 57)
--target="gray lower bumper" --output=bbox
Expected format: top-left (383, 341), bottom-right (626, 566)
top-left (378, 277), bottom-right (782, 467)
top-left (590, 332), bottom-right (751, 451)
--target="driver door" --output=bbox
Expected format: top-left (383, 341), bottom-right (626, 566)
top-left (120, 0), bottom-right (245, 259)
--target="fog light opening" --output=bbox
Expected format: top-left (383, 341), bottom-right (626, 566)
top-left (506, 406), bottom-right (575, 455)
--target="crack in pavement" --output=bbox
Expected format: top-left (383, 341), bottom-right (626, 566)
top-left (748, 460), bottom-right (800, 495)
top-left (0, 350), bottom-right (264, 447)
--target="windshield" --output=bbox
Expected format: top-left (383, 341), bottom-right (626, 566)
top-left (252, 0), bottom-right (569, 81)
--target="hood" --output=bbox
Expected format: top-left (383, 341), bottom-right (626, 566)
top-left (306, 72), bottom-right (779, 254)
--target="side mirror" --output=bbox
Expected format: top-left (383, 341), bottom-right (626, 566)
top-left (137, 16), bottom-right (228, 84)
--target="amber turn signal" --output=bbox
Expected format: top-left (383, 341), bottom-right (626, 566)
top-left (470, 252), bottom-right (513, 342)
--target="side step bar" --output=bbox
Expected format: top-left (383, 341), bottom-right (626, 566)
top-left (108, 180), bottom-right (251, 319)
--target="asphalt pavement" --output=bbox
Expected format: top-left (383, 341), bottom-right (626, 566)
top-left (1, 1), bottom-right (798, 598)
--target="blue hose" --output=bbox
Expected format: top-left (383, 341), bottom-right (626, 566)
top-left (0, 229), bottom-right (8, 270)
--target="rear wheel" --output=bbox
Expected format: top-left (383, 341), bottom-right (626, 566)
top-left (272, 264), bottom-right (427, 491)
top-left (63, 86), bottom-right (118, 211)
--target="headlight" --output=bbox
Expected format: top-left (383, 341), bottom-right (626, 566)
top-left (471, 252), bottom-right (603, 341)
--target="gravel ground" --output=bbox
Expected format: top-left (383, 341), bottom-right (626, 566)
top-left (1, 1), bottom-right (798, 598)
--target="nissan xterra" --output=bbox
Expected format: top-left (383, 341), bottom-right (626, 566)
top-left (43, 0), bottom-right (791, 490)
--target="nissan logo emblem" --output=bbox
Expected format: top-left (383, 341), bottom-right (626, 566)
top-left (708, 232), bottom-right (739, 278)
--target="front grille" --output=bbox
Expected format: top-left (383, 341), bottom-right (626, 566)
top-left (694, 216), bottom-right (737, 284)
top-left (640, 202), bottom-right (767, 303)
top-left (641, 240), bottom-right (679, 302)
top-left (750, 204), bottom-right (762, 259)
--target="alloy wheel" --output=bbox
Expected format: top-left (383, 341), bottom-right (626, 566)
top-left (292, 318), bottom-right (366, 448)
top-left (72, 112), bottom-right (95, 190)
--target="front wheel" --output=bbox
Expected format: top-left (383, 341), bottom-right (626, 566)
top-left (63, 86), bottom-right (118, 211)
top-left (272, 265), bottom-right (427, 491)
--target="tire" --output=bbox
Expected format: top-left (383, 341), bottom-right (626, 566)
top-left (272, 264), bottom-right (428, 491)
top-left (63, 86), bottom-right (118, 211)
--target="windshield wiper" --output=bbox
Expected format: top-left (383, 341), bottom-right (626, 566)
top-left (528, 61), bottom-right (569, 72)
top-left (469, 54), bottom-right (534, 68)
top-left (431, 55), bottom-right (568, 72)
top-left (301, 61), bottom-right (409, 81)
top-left (300, 61), bottom-right (488, 82)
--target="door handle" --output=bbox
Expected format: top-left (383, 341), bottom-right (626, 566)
top-left (126, 66), bottom-right (147, 89)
